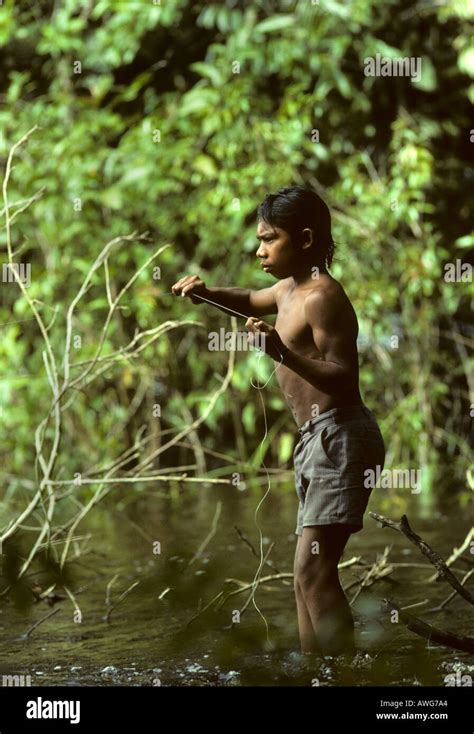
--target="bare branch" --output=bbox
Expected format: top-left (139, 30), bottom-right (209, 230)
top-left (370, 512), bottom-right (474, 605)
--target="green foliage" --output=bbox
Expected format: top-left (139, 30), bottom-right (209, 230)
top-left (0, 0), bottom-right (471, 507)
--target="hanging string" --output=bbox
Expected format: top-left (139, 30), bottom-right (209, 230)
top-left (247, 346), bottom-right (286, 647)
top-left (173, 290), bottom-right (287, 643)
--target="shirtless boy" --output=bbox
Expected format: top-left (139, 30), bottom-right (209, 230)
top-left (171, 185), bottom-right (386, 657)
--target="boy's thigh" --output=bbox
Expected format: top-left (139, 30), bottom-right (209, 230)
top-left (296, 524), bottom-right (352, 574)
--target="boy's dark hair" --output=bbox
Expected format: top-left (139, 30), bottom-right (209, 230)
top-left (256, 185), bottom-right (335, 269)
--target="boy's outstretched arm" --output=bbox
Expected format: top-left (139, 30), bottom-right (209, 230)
top-left (171, 274), bottom-right (280, 317)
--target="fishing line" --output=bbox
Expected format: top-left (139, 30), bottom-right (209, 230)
top-left (170, 289), bottom-right (286, 644)
top-left (181, 291), bottom-right (251, 320)
top-left (247, 347), bottom-right (286, 647)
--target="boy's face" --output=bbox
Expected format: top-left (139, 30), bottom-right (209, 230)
top-left (255, 220), bottom-right (299, 279)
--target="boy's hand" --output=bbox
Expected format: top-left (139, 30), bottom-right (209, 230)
top-left (245, 317), bottom-right (289, 361)
top-left (171, 275), bottom-right (207, 304)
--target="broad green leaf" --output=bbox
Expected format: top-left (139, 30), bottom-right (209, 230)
top-left (255, 15), bottom-right (295, 33)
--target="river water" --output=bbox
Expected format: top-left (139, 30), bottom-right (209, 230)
top-left (1, 477), bottom-right (473, 687)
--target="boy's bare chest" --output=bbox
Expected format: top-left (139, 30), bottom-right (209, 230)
top-left (274, 293), bottom-right (320, 357)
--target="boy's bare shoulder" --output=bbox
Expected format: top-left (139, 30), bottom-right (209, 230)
top-left (304, 274), bottom-right (348, 306)
top-left (276, 275), bottom-right (353, 313)
top-left (303, 276), bottom-right (357, 331)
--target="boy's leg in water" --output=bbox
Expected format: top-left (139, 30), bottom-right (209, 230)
top-left (294, 535), bottom-right (319, 653)
top-left (295, 524), bottom-right (356, 656)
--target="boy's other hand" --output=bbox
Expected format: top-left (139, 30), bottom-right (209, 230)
top-left (171, 275), bottom-right (207, 304)
top-left (245, 317), bottom-right (289, 361)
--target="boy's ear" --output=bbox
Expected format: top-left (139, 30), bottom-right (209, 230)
top-left (301, 227), bottom-right (313, 250)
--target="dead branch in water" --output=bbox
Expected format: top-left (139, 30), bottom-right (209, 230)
top-left (427, 527), bottom-right (474, 582)
top-left (382, 598), bottom-right (474, 655)
top-left (23, 607), bottom-right (61, 639)
top-left (184, 556), bottom-right (364, 628)
top-left (370, 512), bottom-right (473, 605)
top-left (425, 569), bottom-right (474, 614)
top-left (186, 501), bottom-right (222, 568)
top-left (346, 546), bottom-right (394, 603)
top-left (104, 580), bottom-right (140, 623)
top-left (234, 525), bottom-right (287, 579)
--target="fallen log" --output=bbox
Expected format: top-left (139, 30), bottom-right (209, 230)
top-left (382, 598), bottom-right (474, 655)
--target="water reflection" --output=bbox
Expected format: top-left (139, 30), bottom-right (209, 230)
top-left (0, 479), bottom-right (472, 686)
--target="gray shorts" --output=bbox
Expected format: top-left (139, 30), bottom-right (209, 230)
top-left (294, 404), bottom-right (386, 536)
